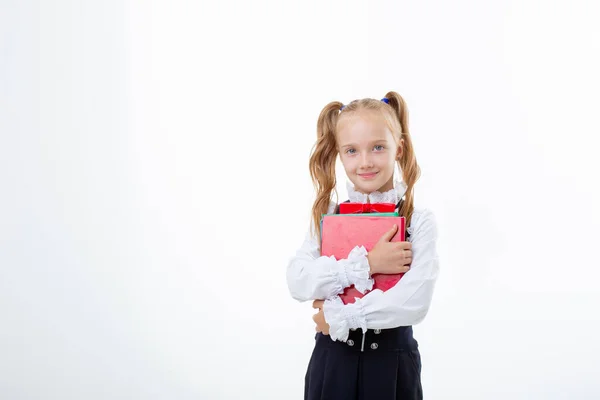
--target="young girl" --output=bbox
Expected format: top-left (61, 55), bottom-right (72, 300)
top-left (286, 92), bottom-right (439, 400)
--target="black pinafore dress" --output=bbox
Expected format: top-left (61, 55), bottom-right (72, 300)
top-left (304, 199), bottom-right (423, 400)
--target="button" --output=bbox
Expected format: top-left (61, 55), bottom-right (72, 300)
top-left (370, 343), bottom-right (378, 350)
top-left (347, 340), bottom-right (355, 346)
top-left (374, 329), bottom-right (381, 334)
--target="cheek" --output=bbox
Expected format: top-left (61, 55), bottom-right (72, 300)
top-left (341, 159), bottom-right (354, 172)
top-left (374, 152), bottom-right (394, 166)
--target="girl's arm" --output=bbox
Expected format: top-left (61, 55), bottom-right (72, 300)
top-left (286, 202), bottom-right (375, 302)
top-left (322, 208), bottom-right (439, 342)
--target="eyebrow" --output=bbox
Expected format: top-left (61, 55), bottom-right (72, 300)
top-left (339, 139), bottom-right (388, 149)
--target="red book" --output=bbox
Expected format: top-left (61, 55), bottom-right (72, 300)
top-left (320, 215), bottom-right (406, 304)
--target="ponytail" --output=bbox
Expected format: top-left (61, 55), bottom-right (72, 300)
top-left (384, 91), bottom-right (421, 227)
top-left (308, 101), bottom-right (343, 239)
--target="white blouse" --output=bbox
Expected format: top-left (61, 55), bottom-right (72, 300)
top-left (286, 180), bottom-right (440, 343)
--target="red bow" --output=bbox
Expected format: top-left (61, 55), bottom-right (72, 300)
top-left (338, 202), bottom-right (396, 214)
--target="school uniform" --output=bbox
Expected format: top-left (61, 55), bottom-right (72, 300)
top-left (286, 179), bottom-right (439, 400)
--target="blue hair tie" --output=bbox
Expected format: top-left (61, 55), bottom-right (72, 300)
top-left (340, 105), bottom-right (345, 111)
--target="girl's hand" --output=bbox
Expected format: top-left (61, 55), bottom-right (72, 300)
top-left (367, 224), bottom-right (412, 275)
top-left (312, 300), bottom-right (330, 335)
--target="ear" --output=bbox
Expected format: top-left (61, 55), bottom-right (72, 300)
top-left (395, 140), bottom-right (404, 160)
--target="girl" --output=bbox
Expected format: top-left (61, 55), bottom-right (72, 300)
top-left (286, 92), bottom-right (439, 400)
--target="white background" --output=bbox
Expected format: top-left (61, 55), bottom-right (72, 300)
top-left (2, 0), bottom-right (600, 399)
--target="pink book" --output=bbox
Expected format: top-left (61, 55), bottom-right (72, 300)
top-left (320, 215), bottom-right (406, 305)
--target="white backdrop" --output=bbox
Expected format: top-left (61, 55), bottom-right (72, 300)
top-left (1, 0), bottom-right (600, 399)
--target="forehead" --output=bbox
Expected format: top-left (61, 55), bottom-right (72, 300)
top-left (336, 110), bottom-right (393, 145)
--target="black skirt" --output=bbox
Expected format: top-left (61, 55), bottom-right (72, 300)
top-left (304, 327), bottom-right (422, 400)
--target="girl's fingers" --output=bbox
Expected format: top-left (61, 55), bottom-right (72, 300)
top-left (393, 247), bottom-right (411, 257)
top-left (394, 242), bottom-right (411, 250)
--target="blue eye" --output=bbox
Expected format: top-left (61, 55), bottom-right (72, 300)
top-left (345, 145), bottom-right (384, 155)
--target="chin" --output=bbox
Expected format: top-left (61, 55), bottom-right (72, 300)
top-left (355, 179), bottom-right (384, 193)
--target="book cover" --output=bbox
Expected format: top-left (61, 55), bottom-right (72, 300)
top-left (320, 215), bottom-right (407, 304)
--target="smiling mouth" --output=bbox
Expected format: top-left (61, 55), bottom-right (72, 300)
top-left (358, 172), bottom-right (379, 178)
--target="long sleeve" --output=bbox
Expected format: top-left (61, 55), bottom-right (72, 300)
top-left (286, 202), bottom-right (375, 302)
top-left (322, 208), bottom-right (440, 342)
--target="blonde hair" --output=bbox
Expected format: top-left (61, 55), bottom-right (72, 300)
top-left (308, 91), bottom-right (421, 240)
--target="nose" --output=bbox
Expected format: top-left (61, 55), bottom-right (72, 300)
top-left (360, 152), bottom-right (373, 169)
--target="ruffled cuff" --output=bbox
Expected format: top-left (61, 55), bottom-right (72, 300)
top-left (323, 296), bottom-right (367, 342)
top-left (333, 245), bottom-right (374, 294)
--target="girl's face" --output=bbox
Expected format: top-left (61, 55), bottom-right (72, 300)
top-left (336, 110), bottom-right (402, 196)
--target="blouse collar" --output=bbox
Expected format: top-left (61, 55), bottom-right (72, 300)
top-left (345, 178), bottom-right (408, 204)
